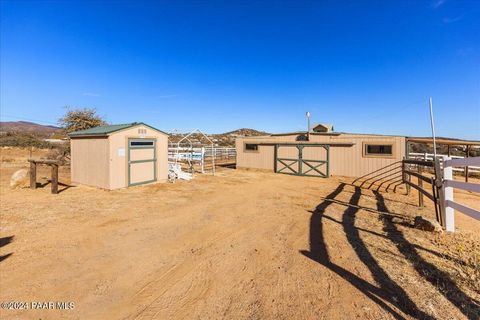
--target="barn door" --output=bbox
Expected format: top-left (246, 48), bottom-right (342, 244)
top-left (275, 145), bottom-right (300, 175)
top-left (128, 138), bottom-right (157, 186)
top-left (275, 144), bottom-right (329, 177)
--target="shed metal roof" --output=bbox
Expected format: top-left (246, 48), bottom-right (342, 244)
top-left (68, 122), bottom-right (167, 137)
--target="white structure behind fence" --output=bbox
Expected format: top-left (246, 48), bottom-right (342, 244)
top-left (409, 152), bottom-right (480, 174)
top-left (168, 146), bottom-right (236, 174)
top-left (437, 156), bottom-right (480, 232)
top-left (168, 147), bottom-right (236, 161)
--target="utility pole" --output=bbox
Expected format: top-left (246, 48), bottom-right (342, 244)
top-left (306, 111), bottom-right (311, 141)
top-left (429, 97), bottom-right (437, 160)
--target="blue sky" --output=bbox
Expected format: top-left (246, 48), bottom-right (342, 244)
top-left (1, 1), bottom-right (479, 139)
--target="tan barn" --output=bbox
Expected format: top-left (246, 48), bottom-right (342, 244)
top-left (69, 122), bottom-right (168, 189)
top-left (236, 131), bottom-right (406, 178)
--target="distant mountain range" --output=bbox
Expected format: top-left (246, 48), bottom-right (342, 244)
top-left (0, 121), bottom-right (60, 136)
top-left (0, 121), bottom-right (268, 146)
top-left (223, 128), bottom-right (269, 136)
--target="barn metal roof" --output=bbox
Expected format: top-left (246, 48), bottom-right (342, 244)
top-left (68, 122), bottom-right (167, 137)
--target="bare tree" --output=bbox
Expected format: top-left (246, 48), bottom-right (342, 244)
top-left (58, 107), bottom-right (107, 133)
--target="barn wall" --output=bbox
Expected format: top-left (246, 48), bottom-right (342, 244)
top-left (236, 134), bottom-right (406, 178)
top-left (70, 137), bottom-right (110, 189)
top-left (235, 139), bottom-right (274, 170)
top-left (109, 125), bottom-right (169, 189)
top-left (326, 135), bottom-right (405, 177)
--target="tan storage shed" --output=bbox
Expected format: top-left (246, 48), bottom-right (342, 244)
top-left (69, 122), bottom-right (168, 190)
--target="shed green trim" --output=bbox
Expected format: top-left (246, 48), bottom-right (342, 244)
top-left (68, 122), bottom-right (168, 137)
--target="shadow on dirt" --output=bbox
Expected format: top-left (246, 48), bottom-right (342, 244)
top-left (374, 190), bottom-right (480, 318)
top-left (36, 180), bottom-right (74, 193)
top-left (0, 236), bottom-right (14, 263)
top-left (352, 162), bottom-right (404, 192)
top-left (216, 162), bottom-right (236, 169)
top-left (301, 183), bottom-right (479, 319)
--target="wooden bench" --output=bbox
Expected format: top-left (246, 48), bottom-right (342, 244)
top-left (28, 159), bottom-right (59, 194)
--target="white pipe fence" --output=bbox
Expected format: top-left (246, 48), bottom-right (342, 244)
top-left (168, 146), bottom-right (236, 174)
top-left (437, 156), bottom-right (480, 232)
top-left (409, 152), bottom-right (480, 174)
top-left (203, 147), bottom-right (236, 158)
top-left (168, 147), bottom-right (236, 161)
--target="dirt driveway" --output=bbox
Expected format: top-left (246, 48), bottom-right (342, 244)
top-left (1, 161), bottom-right (479, 319)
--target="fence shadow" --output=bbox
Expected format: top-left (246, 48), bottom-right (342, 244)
top-left (374, 191), bottom-right (480, 318)
top-left (301, 183), bottom-right (435, 319)
top-left (0, 236), bottom-right (14, 263)
top-left (352, 161), bottom-right (404, 192)
top-left (301, 183), bottom-right (479, 318)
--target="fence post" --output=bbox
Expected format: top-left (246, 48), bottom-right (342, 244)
top-left (406, 163), bottom-right (411, 195)
top-left (431, 176), bottom-right (441, 224)
top-left (30, 160), bottom-right (37, 189)
top-left (212, 146), bottom-right (216, 175)
top-left (417, 160), bottom-right (424, 207)
top-left (401, 159), bottom-right (409, 195)
top-left (201, 147), bottom-right (205, 174)
top-left (465, 145), bottom-right (469, 183)
top-left (434, 158), bottom-right (445, 227)
top-left (443, 156), bottom-right (455, 232)
top-left (51, 164), bottom-right (58, 194)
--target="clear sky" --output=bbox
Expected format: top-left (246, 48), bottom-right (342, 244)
top-left (1, 1), bottom-right (479, 139)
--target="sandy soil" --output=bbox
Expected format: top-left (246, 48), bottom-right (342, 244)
top-left (0, 148), bottom-right (479, 319)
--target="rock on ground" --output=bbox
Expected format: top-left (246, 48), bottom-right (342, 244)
top-left (10, 169), bottom-right (29, 188)
top-left (414, 216), bottom-right (443, 233)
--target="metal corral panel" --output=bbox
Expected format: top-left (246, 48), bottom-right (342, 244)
top-left (70, 137), bottom-right (110, 188)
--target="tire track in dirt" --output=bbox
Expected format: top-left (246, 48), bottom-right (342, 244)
top-left (124, 224), bottom-right (252, 320)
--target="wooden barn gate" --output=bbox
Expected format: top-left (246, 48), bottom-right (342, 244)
top-left (274, 144), bottom-right (329, 178)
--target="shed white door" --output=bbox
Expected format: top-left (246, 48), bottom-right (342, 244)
top-left (128, 139), bottom-right (157, 186)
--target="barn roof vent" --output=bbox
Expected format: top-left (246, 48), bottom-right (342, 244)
top-left (312, 123), bottom-right (334, 133)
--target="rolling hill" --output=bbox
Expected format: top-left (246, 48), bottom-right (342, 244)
top-left (0, 121), bottom-right (60, 137)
